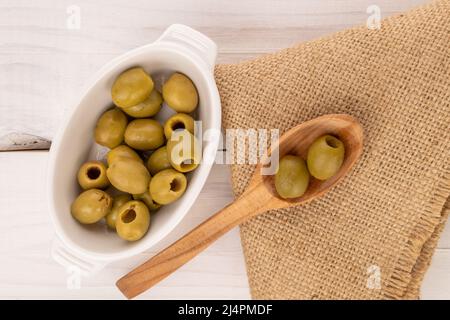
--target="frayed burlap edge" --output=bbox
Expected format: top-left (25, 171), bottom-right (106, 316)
top-left (216, 0), bottom-right (450, 300)
top-left (385, 169), bottom-right (450, 299)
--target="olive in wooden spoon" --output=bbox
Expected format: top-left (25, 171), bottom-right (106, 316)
top-left (116, 114), bottom-right (364, 299)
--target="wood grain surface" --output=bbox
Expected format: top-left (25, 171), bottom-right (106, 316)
top-left (0, 151), bottom-right (449, 299)
top-left (0, 0), bottom-right (426, 149)
top-left (1, 0), bottom-right (449, 300)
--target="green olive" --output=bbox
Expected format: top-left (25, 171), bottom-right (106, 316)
top-left (162, 73), bottom-right (198, 113)
top-left (94, 108), bottom-right (128, 148)
top-left (133, 191), bottom-right (161, 211)
top-left (146, 146), bottom-right (172, 175)
top-left (275, 155), bottom-right (310, 199)
top-left (111, 67), bottom-right (154, 108)
top-left (106, 159), bottom-right (151, 194)
top-left (124, 119), bottom-right (164, 151)
top-left (107, 145), bottom-right (143, 166)
top-left (164, 113), bottom-right (195, 139)
top-left (307, 135), bottom-right (345, 180)
top-left (71, 189), bottom-right (112, 224)
top-left (166, 130), bottom-right (201, 173)
top-left (105, 194), bottom-right (132, 229)
top-left (116, 200), bottom-right (150, 241)
top-left (77, 161), bottom-right (110, 190)
top-left (149, 169), bottom-right (187, 205)
top-left (122, 89), bottom-right (162, 118)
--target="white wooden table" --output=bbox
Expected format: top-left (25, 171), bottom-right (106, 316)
top-left (1, 0), bottom-right (449, 299)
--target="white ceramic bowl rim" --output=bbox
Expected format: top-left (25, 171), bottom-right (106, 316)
top-left (47, 25), bottom-right (221, 269)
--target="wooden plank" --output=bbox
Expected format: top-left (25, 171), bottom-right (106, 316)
top-left (421, 249), bottom-right (450, 300)
top-left (0, 0), bottom-right (428, 149)
top-left (0, 151), bottom-right (249, 299)
top-left (0, 150), bottom-right (449, 299)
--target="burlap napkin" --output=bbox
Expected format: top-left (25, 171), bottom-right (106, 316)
top-left (214, 0), bottom-right (450, 299)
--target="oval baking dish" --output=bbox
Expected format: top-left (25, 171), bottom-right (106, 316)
top-left (47, 24), bottom-right (221, 274)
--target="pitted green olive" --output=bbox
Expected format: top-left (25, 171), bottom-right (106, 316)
top-left (94, 108), bottom-right (128, 148)
top-left (164, 113), bottom-right (195, 139)
top-left (166, 130), bottom-right (201, 173)
top-left (275, 155), bottom-right (310, 199)
top-left (77, 161), bottom-right (110, 190)
top-left (105, 194), bottom-right (132, 229)
top-left (106, 159), bottom-right (150, 194)
top-left (124, 119), bottom-right (164, 151)
top-left (107, 145), bottom-right (143, 166)
top-left (122, 89), bottom-right (162, 118)
top-left (116, 200), bottom-right (150, 241)
top-left (71, 189), bottom-right (112, 224)
top-left (307, 135), bottom-right (345, 180)
top-left (133, 191), bottom-right (161, 211)
top-left (146, 146), bottom-right (172, 175)
top-left (71, 67), bottom-right (205, 241)
top-left (149, 169), bottom-right (187, 205)
top-left (162, 73), bottom-right (198, 113)
top-left (111, 67), bottom-right (154, 108)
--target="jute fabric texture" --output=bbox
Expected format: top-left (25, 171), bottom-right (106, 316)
top-left (214, 0), bottom-right (450, 299)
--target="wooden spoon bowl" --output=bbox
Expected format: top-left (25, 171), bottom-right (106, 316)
top-left (116, 114), bottom-right (364, 299)
top-left (257, 113), bottom-right (364, 209)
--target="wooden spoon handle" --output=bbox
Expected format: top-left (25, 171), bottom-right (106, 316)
top-left (116, 187), bottom-right (269, 299)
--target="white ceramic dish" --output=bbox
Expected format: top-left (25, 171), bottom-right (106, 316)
top-left (47, 24), bottom-right (221, 275)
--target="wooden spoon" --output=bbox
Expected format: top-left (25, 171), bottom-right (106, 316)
top-left (116, 114), bottom-right (364, 299)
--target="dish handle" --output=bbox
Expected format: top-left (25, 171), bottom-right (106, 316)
top-left (156, 24), bottom-right (218, 71)
top-left (51, 237), bottom-right (108, 277)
